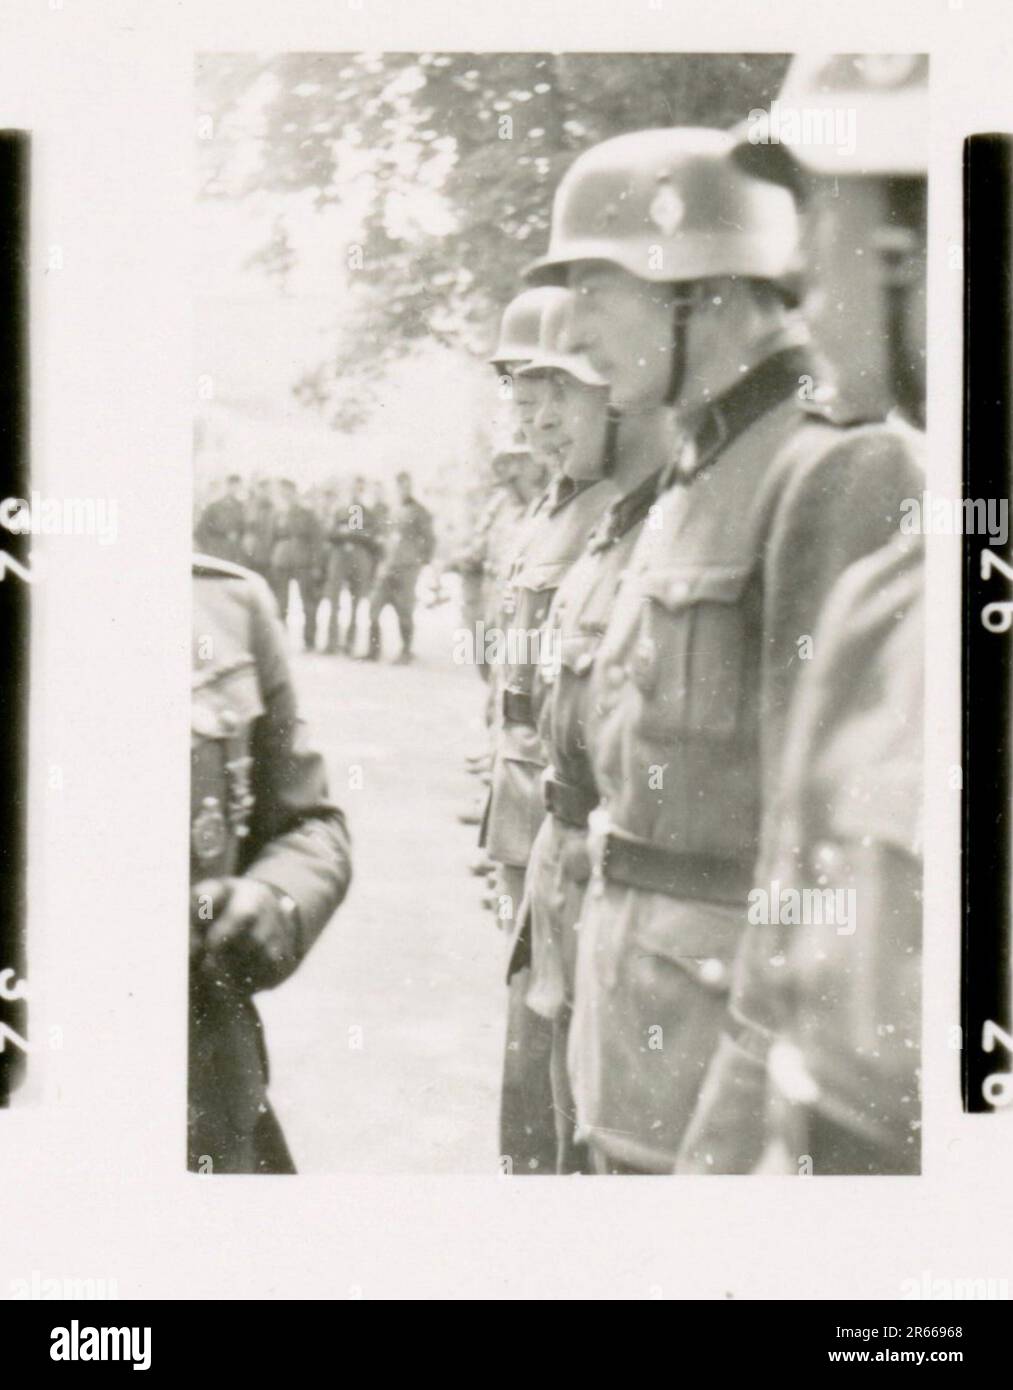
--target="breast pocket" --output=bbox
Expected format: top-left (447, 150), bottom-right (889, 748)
top-left (628, 566), bottom-right (752, 742)
top-left (550, 629), bottom-right (602, 756)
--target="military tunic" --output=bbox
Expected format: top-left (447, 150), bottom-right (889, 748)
top-left (485, 475), bottom-right (618, 879)
top-left (521, 469), bottom-right (664, 1172)
top-left (677, 533), bottom-right (923, 1175)
top-left (526, 469), bottom-right (665, 1021)
top-left (453, 479), bottom-right (530, 677)
top-left (486, 472), bottom-right (617, 1174)
top-left (190, 556), bottom-right (351, 1173)
top-left (569, 344), bottom-right (923, 1171)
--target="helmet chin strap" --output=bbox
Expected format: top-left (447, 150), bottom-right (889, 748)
top-left (600, 405), bottom-right (621, 478)
top-left (665, 288), bottom-right (696, 407)
top-left (601, 286), bottom-right (696, 466)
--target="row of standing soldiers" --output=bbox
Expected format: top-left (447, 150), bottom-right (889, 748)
top-left (473, 62), bottom-right (926, 1177)
top-left (195, 471), bottom-right (435, 661)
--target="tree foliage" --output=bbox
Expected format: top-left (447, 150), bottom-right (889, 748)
top-left (197, 51), bottom-right (789, 423)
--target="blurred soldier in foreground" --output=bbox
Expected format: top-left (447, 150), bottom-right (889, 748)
top-left (366, 470), bottom-right (435, 663)
top-left (677, 55), bottom-right (928, 1175)
top-left (270, 478), bottom-right (325, 651)
top-left (526, 126), bottom-right (922, 1173)
top-left (196, 473), bottom-right (246, 565)
top-left (677, 535), bottom-right (923, 1175)
top-left (190, 555), bottom-right (351, 1173)
top-left (324, 474), bottom-right (381, 655)
top-left (744, 53), bottom-right (927, 428)
top-left (486, 289), bottom-right (619, 1173)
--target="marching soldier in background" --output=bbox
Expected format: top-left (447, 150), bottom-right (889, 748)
top-left (450, 449), bottom-right (533, 682)
top-left (366, 469), bottom-right (435, 663)
top-left (243, 477), bottom-right (276, 580)
top-left (196, 473), bottom-right (247, 565)
top-left (324, 474), bottom-right (381, 656)
top-left (487, 289), bottom-right (619, 1173)
top-left (190, 555), bottom-right (351, 1173)
top-left (270, 478), bottom-right (326, 651)
top-left (677, 54), bottom-right (927, 1175)
top-left (525, 126), bottom-right (922, 1173)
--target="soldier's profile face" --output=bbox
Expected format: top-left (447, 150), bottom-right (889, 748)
top-left (512, 375), bottom-right (555, 464)
top-left (511, 372), bottom-right (543, 424)
top-left (568, 262), bottom-right (676, 411)
top-left (534, 371), bottom-right (609, 480)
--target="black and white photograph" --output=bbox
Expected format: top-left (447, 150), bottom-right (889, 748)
top-left (191, 50), bottom-right (926, 1177)
top-left (3, 0), bottom-right (1013, 1323)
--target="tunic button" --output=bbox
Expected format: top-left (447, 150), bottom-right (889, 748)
top-left (811, 840), bottom-right (843, 879)
top-left (667, 577), bottom-right (691, 604)
top-left (574, 652), bottom-right (594, 676)
top-left (218, 707), bottom-right (239, 735)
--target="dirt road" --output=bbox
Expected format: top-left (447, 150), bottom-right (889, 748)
top-left (257, 589), bottom-right (505, 1173)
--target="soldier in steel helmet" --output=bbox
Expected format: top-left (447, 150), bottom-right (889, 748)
top-left (518, 297), bottom-right (678, 1174)
top-left (190, 554), bottom-right (351, 1173)
top-left (524, 124), bottom-right (922, 1173)
top-left (484, 287), bottom-right (619, 1174)
top-left (454, 291), bottom-right (561, 836)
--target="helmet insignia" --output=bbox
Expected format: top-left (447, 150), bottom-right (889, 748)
top-left (648, 180), bottom-right (685, 237)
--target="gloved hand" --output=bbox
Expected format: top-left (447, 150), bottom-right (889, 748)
top-left (190, 877), bottom-right (301, 994)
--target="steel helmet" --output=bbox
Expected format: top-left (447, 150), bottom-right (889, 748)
top-left (744, 53), bottom-right (928, 179)
top-left (487, 286), bottom-right (571, 369)
top-left (525, 126), bottom-right (800, 288)
top-left (516, 289), bottom-right (606, 387)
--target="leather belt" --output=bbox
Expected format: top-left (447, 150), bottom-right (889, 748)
top-left (597, 826), bottom-right (751, 905)
top-left (543, 772), bottom-right (598, 829)
top-left (502, 688), bottom-right (534, 726)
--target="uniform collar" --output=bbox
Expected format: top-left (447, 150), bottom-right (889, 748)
top-left (540, 473), bottom-right (595, 516)
top-left (587, 468), bottom-right (665, 554)
top-left (668, 340), bottom-right (815, 489)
